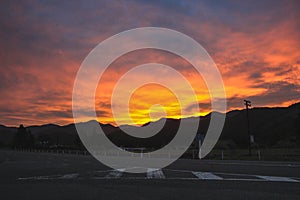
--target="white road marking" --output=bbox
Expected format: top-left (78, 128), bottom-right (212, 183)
top-left (147, 168), bottom-right (165, 179)
top-left (203, 161), bottom-right (300, 168)
top-left (256, 175), bottom-right (299, 182)
top-left (18, 173), bottom-right (79, 180)
top-left (18, 175), bottom-right (60, 180)
top-left (59, 173), bottom-right (79, 179)
top-left (16, 168), bottom-right (300, 183)
top-left (192, 172), bottom-right (223, 180)
top-left (215, 172), bottom-right (259, 177)
top-left (105, 169), bottom-right (125, 178)
top-left (94, 169), bottom-right (117, 173)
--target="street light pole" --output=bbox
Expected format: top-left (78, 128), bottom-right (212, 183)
top-left (244, 100), bottom-right (252, 156)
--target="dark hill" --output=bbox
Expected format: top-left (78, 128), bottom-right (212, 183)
top-left (0, 102), bottom-right (299, 149)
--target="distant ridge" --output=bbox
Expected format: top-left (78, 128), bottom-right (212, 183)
top-left (0, 102), bottom-right (299, 148)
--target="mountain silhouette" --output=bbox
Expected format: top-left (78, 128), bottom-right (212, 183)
top-left (0, 102), bottom-right (299, 149)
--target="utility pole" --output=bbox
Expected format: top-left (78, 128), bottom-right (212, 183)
top-left (244, 100), bottom-right (252, 156)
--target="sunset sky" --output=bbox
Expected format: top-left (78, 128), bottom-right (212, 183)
top-left (0, 0), bottom-right (299, 126)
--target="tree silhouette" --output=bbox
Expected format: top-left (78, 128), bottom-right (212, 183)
top-left (12, 124), bottom-right (35, 148)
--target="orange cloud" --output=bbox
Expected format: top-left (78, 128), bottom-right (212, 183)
top-left (0, 0), bottom-right (299, 126)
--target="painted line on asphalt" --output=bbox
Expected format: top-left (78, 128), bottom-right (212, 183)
top-left (256, 175), bottom-right (299, 182)
top-left (215, 172), bottom-right (300, 183)
top-left (18, 173), bottom-right (80, 180)
top-left (192, 172), bottom-right (223, 180)
top-left (202, 161), bottom-right (300, 168)
top-left (16, 168), bottom-right (300, 183)
top-left (147, 168), bottom-right (165, 179)
top-left (215, 172), bottom-right (261, 177)
top-left (164, 169), bottom-right (193, 173)
top-left (59, 173), bottom-right (79, 179)
top-left (94, 169), bottom-right (117, 173)
top-left (18, 175), bottom-right (61, 180)
top-left (105, 169), bottom-right (125, 178)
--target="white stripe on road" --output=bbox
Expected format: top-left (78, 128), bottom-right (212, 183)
top-left (147, 168), bottom-right (165, 179)
top-left (59, 173), bottom-right (79, 179)
top-left (105, 169), bottom-right (125, 178)
top-left (203, 161), bottom-right (300, 168)
top-left (192, 172), bottom-right (223, 180)
top-left (18, 176), bottom-right (57, 180)
top-left (256, 175), bottom-right (299, 182)
top-left (18, 173), bottom-right (79, 180)
top-left (16, 169), bottom-right (300, 183)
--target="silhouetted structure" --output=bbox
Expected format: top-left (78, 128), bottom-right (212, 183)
top-left (244, 100), bottom-right (252, 156)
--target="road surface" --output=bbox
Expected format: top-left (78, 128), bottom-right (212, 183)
top-left (1, 150), bottom-right (300, 200)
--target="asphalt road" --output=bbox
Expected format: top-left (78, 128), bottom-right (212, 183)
top-left (1, 150), bottom-right (300, 200)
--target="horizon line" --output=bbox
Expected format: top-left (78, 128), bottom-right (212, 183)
top-left (1, 102), bottom-right (299, 128)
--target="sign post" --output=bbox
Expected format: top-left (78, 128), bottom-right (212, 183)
top-left (196, 133), bottom-right (205, 159)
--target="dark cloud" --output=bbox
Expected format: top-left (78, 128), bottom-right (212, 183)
top-left (98, 102), bottom-right (112, 109)
top-left (184, 102), bottom-right (211, 113)
top-left (227, 81), bottom-right (300, 109)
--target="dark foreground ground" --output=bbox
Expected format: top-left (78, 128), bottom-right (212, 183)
top-left (1, 150), bottom-right (300, 200)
